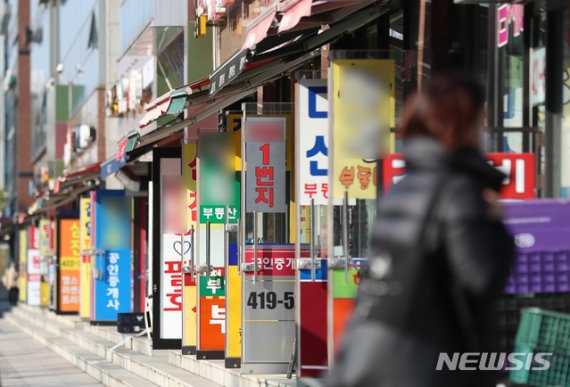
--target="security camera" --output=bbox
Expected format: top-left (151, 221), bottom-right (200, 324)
top-left (45, 77), bottom-right (55, 89)
top-left (56, 63), bottom-right (64, 73)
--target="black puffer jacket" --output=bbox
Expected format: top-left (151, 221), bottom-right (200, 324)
top-left (328, 137), bottom-right (515, 387)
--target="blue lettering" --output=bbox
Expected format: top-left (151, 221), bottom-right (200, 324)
top-left (308, 86), bottom-right (328, 119)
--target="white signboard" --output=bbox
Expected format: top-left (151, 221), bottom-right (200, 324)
top-left (161, 233), bottom-right (184, 338)
top-left (160, 158), bottom-right (184, 340)
top-left (27, 249), bottom-right (41, 305)
top-left (296, 79), bottom-right (329, 206)
top-left (531, 47), bottom-right (546, 106)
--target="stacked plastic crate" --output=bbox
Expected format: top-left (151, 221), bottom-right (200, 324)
top-left (497, 294), bottom-right (570, 354)
top-left (510, 308), bottom-right (570, 386)
top-left (501, 201), bottom-right (570, 386)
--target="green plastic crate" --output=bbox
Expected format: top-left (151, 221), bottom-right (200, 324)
top-left (516, 308), bottom-right (570, 356)
top-left (510, 345), bottom-right (570, 387)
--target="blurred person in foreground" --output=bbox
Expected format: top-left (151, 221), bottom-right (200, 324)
top-left (326, 73), bottom-right (515, 387)
top-left (2, 262), bottom-right (19, 306)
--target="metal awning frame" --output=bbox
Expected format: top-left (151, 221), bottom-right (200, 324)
top-left (131, 2), bottom-right (390, 152)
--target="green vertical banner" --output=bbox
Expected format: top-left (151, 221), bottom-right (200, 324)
top-left (197, 131), bottom-right (237, 359)
top-left (199, 133), bottom-right (240, 224)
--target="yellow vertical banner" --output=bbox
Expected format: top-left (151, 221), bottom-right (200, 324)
top-left (39, 219), bottom-right (53, 306)
top-left (182, 143), bottom-right (198, 353)
top-left (18, 230), bottom-right (27, 302)
top-left (332, 59), bottom-right (395, 199)
top-left (226, 114), bottom-right (242, 366)
top-left (79, 198), bottom-right (93, 319)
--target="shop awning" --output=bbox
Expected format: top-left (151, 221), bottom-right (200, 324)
top-left (101, 153), bottom-right (128, 179)
top-left (32, 184), bottom-right (96, 216)
top-left (209, 49), bottom-right (249, 96)
top-left (278, 0), bottom-right (313, 33)
top-left (56, 162), bottom-right (101, 193)
top-left (138, 78), bottom-right (209, 128)
top-left (129, 2), bottom-right (390, 153)
top-left (29, 162), bottom-right (101, 216)
top-left (242, 10), bottom-right (277, 50)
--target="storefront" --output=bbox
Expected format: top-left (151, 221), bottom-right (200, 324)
top-left (483, 2), bottom-right (570, 198)
top-left (16, 0), bottom-right (570, 382)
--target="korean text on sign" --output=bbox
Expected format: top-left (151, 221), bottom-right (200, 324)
top-left (382, 153), bottom-right (536, 199)
top-left (245, 117), bottom-right (286, 213)
top-left (296, 80), bottom-right (330, 206)
top-left (105, 252), bottom-right (121, 310)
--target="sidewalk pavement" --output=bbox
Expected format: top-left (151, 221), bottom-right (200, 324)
top-left (0, 299), bottom-right (103, 386)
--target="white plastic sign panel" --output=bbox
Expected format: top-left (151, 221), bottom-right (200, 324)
top-left (161, 233), bottom-right (184, 338)
top-left (160, 158), bottom-right (184, 340)
top-left (27, 249), bottom-right (41, 306)
top-left (296, 79), bottom-right (329, 206)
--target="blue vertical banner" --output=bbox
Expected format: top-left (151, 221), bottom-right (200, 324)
top-left (91, 190), bottom-right (132, 322)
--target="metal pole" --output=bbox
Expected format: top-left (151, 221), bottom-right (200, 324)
top-left (343, 191), bottom-right (349, 282)
top-left (544, 5), bottom-right (564, 197)
top-left (253, 210), bottom-right (258, 284)
top-left (285, 204), bottom-right (289, 243)
top-left (191, 225), bottom-right (196, 282)
top-left (310, 198), bottom-right (315, 282)
top-left (237, 219), bottom-right (242, 276)
top-left (486, 4), bottom-right (500, 151)
top-left (206, 221), bottom-right (211, 277)
top-left (225, 204), bottom-right (229, 270)
top-left (180, 231), bottom-right (185, 269)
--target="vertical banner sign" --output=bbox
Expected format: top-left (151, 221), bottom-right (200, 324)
top-left (295, 79), bottom-right (330, 376)
top-left (331, 59), bottom-right (395, 199)
top-left (199, 133), bottom-right (240, 224)
top-left (18, 230), bottom-right (27, 302)
top-left (92, 191), bottom-right (132, 322)
top-left (328, 59), bottom-right (394, 365)
top-left (182, 143), bottom-right (198, 354)
top-left (299, 259), bottom-right (328, 376)
top-left (160, 158), bottom-right (185, 341)
top-left (245, 117), bottom-right (287, 212)
top-left (225, 241), bottom-right (240, 367)
top-left (297, 79), bottom-right (329, 206)
top-left (161, 231), bottom-right (185, 338)
top-left (27, 227), bottom-right (41, 306)
top-left (58, 218), bottom-right (81, 313)
top-left (79, 198), bottom-right (93, 319)
top-left (242, 246), bottom-right (302, 374)
top-left (197, 132), bottom-right (233, 359)
top-left (226, 114), bottom-right (243, 368)
top-left (38, 221), bottom-right (50, 258)
top-left (39, 219), bottom-right (53, 306)
top-left (329, 261), bottom-right (364, 354)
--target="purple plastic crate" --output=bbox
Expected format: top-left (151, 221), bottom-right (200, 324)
top-left (503, 201), bottom-right (570, 295)
top-left (505, 251), bottom-right (570, 295)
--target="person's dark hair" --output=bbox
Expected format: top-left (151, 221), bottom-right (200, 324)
top-left (399, 73), bottom-right (485, 150)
